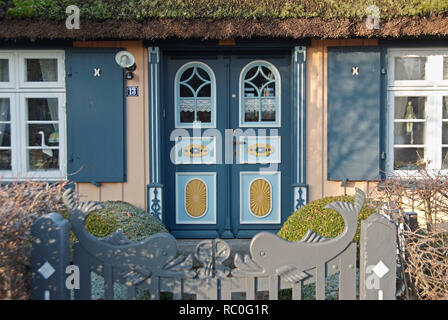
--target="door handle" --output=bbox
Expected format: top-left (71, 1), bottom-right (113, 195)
top-left (233, 139), bottom-right (247, 146)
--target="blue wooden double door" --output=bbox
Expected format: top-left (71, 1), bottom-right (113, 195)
top-left (163, 52), bottom-right (292, 238)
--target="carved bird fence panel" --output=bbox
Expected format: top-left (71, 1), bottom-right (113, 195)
top-left (30, 188), bottom-right (397, 300)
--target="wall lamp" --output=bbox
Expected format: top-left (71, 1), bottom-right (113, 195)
top-left (115, 50), bottom-right (137, 80)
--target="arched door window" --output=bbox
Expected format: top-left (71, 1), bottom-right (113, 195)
top-left (175, 62), bottom-right (216, 128)
top-left (240, 61), bottom-right (281, 127)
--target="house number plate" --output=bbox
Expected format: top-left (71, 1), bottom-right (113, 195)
top-left (126, 86), bottom-right (139, 96)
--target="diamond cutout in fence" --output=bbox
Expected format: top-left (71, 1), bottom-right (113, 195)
top-left (372, 260), bottom-right (389, 279)
top-left (38, 261), bottom-right (55, 280)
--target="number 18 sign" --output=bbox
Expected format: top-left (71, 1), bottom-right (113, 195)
top-left (126, 86), bottom-right (139, 97)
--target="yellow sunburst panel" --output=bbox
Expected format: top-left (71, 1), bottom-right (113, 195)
top-left (250, 179), bottom-right (271, 217)
top-left (185, 179), bottom-right (207, 217)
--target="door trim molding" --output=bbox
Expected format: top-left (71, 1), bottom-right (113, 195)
top-left (292, 46), bottom-right (308, 211)
top-left (148, 46), bottom-right (164, 220)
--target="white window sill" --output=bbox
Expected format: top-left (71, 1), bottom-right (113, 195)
top-left (0, 174), bottom-right (67, 182)
top-left (386, 169), bottom-right (448, 180)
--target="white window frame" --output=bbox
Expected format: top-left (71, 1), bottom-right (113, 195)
top-left (0, 52), bottom-right (16, 89)
top-left (239, 60), bottom-right (281, 128)
top-left (388, 48), bottom-right (448, 88)
top-left (387, 48), bottom-right (448, 176)
top-left (0, 93), bottom-right (18, 179)
top-left (174, 61), bottom-right (217, 129)
top-left (0, 50), bottom-right (66, 181)
top-left (18, 51), bottom-right (65, 89)
top-left (19, 92), bottom-right (67, 180)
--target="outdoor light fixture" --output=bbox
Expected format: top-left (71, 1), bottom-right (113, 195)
top-left (115, 50), bottom-right (137, 80)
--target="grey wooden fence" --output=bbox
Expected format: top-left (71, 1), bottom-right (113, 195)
top-left (31, 188), bottom-right (397, 300)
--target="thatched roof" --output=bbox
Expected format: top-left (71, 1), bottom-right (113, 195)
top-left (1, 0), bottom-right (448, 40)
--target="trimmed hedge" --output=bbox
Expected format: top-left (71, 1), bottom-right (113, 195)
top-left (61, 200), bottom-right (168, 243)
top-left (277, 195), bottom-right (375, 245)
top-left (2, 0), bottom-right (448, 21)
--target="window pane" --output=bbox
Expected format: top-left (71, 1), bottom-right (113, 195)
top-left (197, 68), bottom-right (210, 81)
top-left (180, 111), bottom-right (194, 123)
top-left (180, 67), bottom-right (193, 81)
top-left (196, 98), bottom-right (211, 123)
top-left (442, 148), bottom-right (448, 170)
top-left (443, 97), bottom-right (448, 119)
top-left (395, 57), bottom-right (426, 80)
top-left (395, 122), bottom-right (425, 145)
top-left (178, 65), bottom-right (214, 126)
top-left (394, 148), bottom-right (425, 170)
top-left (197, 84), bottom-right (211, 97)
top-left (185, 73), bottom-right (203, 94)
top-left (261, 82), bottom-right (275, 97)
top-left (244, 98), bottom-right (259, 122)
top-left (443, 123), bottom-right (448, 145)
top-left (243, 64), bottom-right (278, 124)
top-left (29, 149), bottom-right (59, 170)
top-left (0, 150), bottom-right (11, 170)
top-left (0, 98), bottom-right (10, 121)
top-left (25, 59), bottom-right (58, 82)
top-left (444, 57), bottom-right (448, 80)
top-left (261, 98), bottom-right (276, 121)
top-left (0, 98), bottom-right (11, 148)
top-left (180, 84), bottom-right (194, 97)
top-left (0, 124), bottom-right (11, 147)
top-left (27, 98), bottom-right (58, 121)
top-left (179, 98), bottom-right (194, 123)
top-left (245, 66), bottom-right (276, 95)
top-left (244, 84), bottom-right (257, 97)
top-left (28, 124), bottom-right (59, 147)
top-left (0, 59), bottom-right (9, 82)
top-left (245, 67), bottom-right (257, 81)
top-left (394, 96), bottom-right (426, 120)
top-left (197, 111), bottom-right (211, 123)
top-left (180, 66), bottom-right (211, 98)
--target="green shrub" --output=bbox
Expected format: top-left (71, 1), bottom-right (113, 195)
top-left (62, 200), bottom-right (168, 243)
top-left (278, 195), bottom-right (375, 245)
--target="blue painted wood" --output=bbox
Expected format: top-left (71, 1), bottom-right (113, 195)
top-left (146, 39), bottom-right (310, 52)
top-left (66, 49), bottom-right (125, 183)
top-left (148, 47), bottom-right (162, 185)
top-left (230, 53), bottom-right (292, 238)
top-left (163, 55), bottom-right (229, 238)
top-left (327, 47), bottom-right (383, 181)
top-left (163, 52), bottom-right (294, 238)
top-left (31, 213), bottom-right (70, 300)
top-left (293, 183), bottom-right (308, 211)
top-left (380, 47), bottom-right (388, 180)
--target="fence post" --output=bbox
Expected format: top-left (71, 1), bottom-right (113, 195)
top-left (360, 213), bottom-right (396, 300)
top-left (31, 212), bottom-right (70, 300)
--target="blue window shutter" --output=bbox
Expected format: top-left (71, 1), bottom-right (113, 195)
top-left (327, 47), bottom-right (383, 181)
top-left (66, 49), bottom-right (126, 183)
